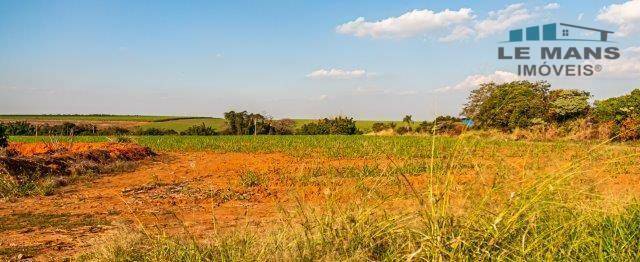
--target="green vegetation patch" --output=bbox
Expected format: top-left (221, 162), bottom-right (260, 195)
top-left (139, 118), bottom-right (226, 132)
top-left (0, 115), bottom-right (183, 122)
top-left (0, 212), bottom-right (108, 232)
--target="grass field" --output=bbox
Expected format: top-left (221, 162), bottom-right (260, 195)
top-left (1, 114), bottom-right (409, 132)
top-left (0, 114), bottom-right (183, 122)
top-left (137, 118), bottom-right (227, 131)
top-left (4, 135), bottom-right (640, 260)
top-left (141, 118), bottom-right (405, 132)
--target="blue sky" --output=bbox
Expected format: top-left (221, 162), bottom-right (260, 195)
top-left (1, 0), bottom-right (639, 120)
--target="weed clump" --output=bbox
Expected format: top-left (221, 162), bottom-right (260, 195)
top-left (239, 170), bottom-right (264, 188)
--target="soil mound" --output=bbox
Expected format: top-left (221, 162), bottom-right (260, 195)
top-left (0, 142), bottom-right (155, 183)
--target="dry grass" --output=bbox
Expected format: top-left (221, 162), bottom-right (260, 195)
top-left (74, 134), bottom-right (640, 261)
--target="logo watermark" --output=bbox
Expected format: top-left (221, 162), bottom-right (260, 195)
top-left (498, 23), bottom-right (620, 77)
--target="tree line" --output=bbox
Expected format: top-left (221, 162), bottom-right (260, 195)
top-left (2, 81), bottom-right (640, 141)
top-left (461, 80), bottom-right (640, 140)
top-left (0, 111), bottom-right (362, 138)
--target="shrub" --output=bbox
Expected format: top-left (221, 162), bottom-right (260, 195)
top-left (0, 124), bottom-right (7, 148)
top-left (371, 122), bottom-right (387, 132)
top-left (415, 116), bottom-right (465, 135)
top-left (136, 128), bottom-right (178, 136)
top-left (618, 118), bottom-right (640, 141)
top-left (395, 126), bottom-right (412, 135)
top-left (239, 171), bottom-right (264, 187)
top-left (98, 126), bottom-right (131, 136)
top-left (414, 121), bottom-right (433, 133)
top-left (4, 121), bottom-right (36, 135)
top-left (180, 123), bottom-right (217, 136)
top-left (298, 122), bottom-right (329, 135)
top-left (270, 119), bottom-right (295, 135)
top-left (371, 122), bottom-right (396, 133)
top-left (38, 122), bottom-right (94, 136)
top-left (298, 117), bottom-right (360, 135)
top-left (593, 89), bottom-right (640, 123)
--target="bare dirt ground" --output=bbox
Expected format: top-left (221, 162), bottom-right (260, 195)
top-left (0, 149), bottom-right (397, 260)
top-left (2, 144), bottom-right (640, 260)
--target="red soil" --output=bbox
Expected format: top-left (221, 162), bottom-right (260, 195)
top-left (1, 145), bottom-right (640, 260)
top-left (8, 142), bottom-right (155, 160)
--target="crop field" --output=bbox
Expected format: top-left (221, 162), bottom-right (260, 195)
top-left (1, 115), bottom-right (406, 133)
top-left (2, 135), bottom-right (640, 260)
top-left (0, 115), bottom-right (181, 122)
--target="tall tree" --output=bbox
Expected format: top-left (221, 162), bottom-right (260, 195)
top-left (403, 115), bottom-right (413, 126)
top-left (462, 81), bottom-right (550, 130)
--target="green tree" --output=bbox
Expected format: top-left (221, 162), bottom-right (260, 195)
top-left (269, 119), bottom-right (295, 135)
top-left (548, 89), bottom-right (591, 122)
top-left (402, 115), bottom-right (413, 127)
top-left (593, 89), bottom-right (640, 123)
top-left (180, 123), bottom-right (217, 136)
top-left (298, 117), bottom-right (360, 135)
top-left (462, 81), bottom-right (551, 130)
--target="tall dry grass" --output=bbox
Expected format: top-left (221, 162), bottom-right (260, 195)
top-left (78, 131), bottom-right (640, 261)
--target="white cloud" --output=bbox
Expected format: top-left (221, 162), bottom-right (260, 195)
top-left (306, 69), bottom-right (369, 80)
top-left (355, 86), bottom-right (417, 96)
top-left (336, 8), bottom-right (474, 38)
top-left (588, 47), bottom-right (640, 78)
top-left (577, 13), bottom-right (584, 21)
top-left (439, 25), bottom-right (474, 42)
top-left (474, 3), bottom-right (533, 39)
top-left (436, 71), bottom-right (521, 92)
top-left (318, 94), bottom-right (329, 101)
top-left (542, 3), bottom-right (560, 10)
top-left (337, 3), bottom-right (555, 42)
top-left (0, 86), bottom-right (56, 94)
top-left (597, 0), bottom-right (640, 36)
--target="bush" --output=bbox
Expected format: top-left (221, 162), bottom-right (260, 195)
top-left (136, 128), bottom-right (178, 136)
top-left (4, 121), bottom-right (36, 135)
top-left (593, 89), bottom-right (640, 123)
top-left (0, 124), bottom-right (7, 148)
top-left (618, 118), bottom-right (640, 141)
top-left (395, 126), bottom-right (412, 135)
top-left (180, 123), bottom-right (217, 136)
top-left (297, 122), bottom-right (329, 135)
top-left (298, 117), bottom-right (360, 135)
top-left (98, 126), bottom-right (131, 136)
top-left (38, 122), bottom-right (96, 136)
top-left (371, 122), bottom-right (396, 133)
top-left (270, 119), bottom-right (295, 135)
top-left (414, 116), bottom-right (465, 135)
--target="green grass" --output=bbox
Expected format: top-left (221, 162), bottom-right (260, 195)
top-left (0, 212), bottom-right (107, 233)
top-left (1, 114), bottom-right (409, 132)
top-left (0, 114), bottom-right (185, 122)
top-left (139, 118), bottom-right (406, 132)
top-left (9, 135), bottom-right (622, 159)
top-left (291, 119), bottom-right (405, 131)
top-left (139, 118), bottom-right (226, 132)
